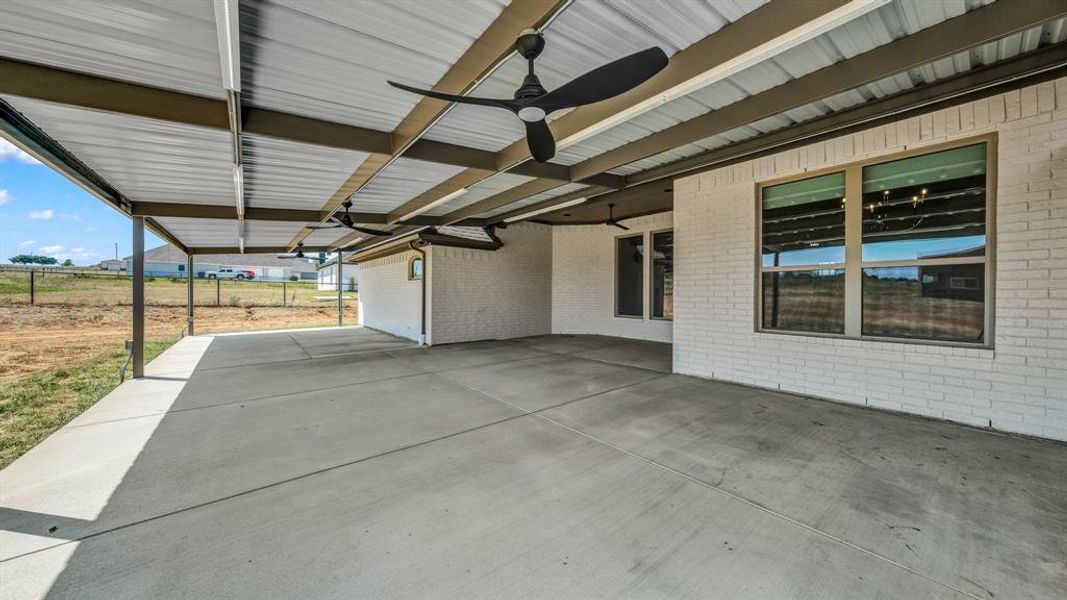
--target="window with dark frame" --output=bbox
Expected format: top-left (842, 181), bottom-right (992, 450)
top-left (651, 231), bottom-right (673, 320)
top-left (616, 235), bottom-right (644, 317)
top-left (759, 141), bottom-right (991, 345)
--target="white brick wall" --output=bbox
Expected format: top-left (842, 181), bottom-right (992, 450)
top-left (673, 77), bottom-right (1067, 441)
top-left (552, 212), bottom-right (674, 343)
top-left (357, 250), bottom-right (423, 342)
top-left (430, 223), bottom-right (552, 344)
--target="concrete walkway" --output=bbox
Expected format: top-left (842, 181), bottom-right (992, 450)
top-left (1, 328), bottom-right (1064, 599)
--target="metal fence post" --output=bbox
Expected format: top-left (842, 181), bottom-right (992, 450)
top-left (216, 277), bottom-right (221, 306)
top-left (29, 270), bottom-right (35, 305)
top-left (282, 280), bottom-right (287, 307)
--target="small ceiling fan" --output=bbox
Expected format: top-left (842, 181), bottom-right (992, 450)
top-left (307, 200), bottom-right (394, 237)
top-left (605, 203), bottom-right (629, 230)
top-left (277, 242), bottom-right (306, 259)
top-left (388, 30), bottom-right (668, 162)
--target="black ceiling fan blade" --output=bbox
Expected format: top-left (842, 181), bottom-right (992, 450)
top-left (534, 47), bottom-right (668, 113)
top-left (388, 81), bottom-right (515, 110)
top-left (610, 221), bottom-right (630, 231)
top-left (305, 224), bottom-right (342, 230)
top-left (351, 226), bottom-right (394, 237)
top-left (524, 119), bottom-right (556, 162)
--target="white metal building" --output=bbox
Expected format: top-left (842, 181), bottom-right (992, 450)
top-left (1, 0), bottom-right (1065, 443)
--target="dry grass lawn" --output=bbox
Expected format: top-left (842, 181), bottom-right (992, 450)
top-left (0, 303), bottom-right (357, 468)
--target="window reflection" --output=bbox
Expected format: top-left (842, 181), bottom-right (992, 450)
top-left (762, 270), bottom-right (845, 334)
top-left (862, 144), bottom-right (986, 262)
top-left (762, 172), bottom-right (846, 267)
top-left (862, 267), bottom-right (984, 342)
top-left (651, 231), bottom-right (673, 319)
top-left (616, 235), bottom-right (643, 317)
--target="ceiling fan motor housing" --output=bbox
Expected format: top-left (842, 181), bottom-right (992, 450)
top-left (515, 30), bottom-right (545, 60)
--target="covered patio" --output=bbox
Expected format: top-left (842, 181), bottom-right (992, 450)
top-left (2, 328), bottom-right (1064, 599)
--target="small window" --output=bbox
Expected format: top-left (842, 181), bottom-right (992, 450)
top-left (616, 235), bottom-right (644, 317)
top-left (650, 230), bottom-right (673, 319)
top-left (409, 256), bottom-right (423, 280)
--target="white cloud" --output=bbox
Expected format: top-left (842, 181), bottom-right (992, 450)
top-left (59, 213), bottom-right (82, 221)
top-left (0, 189), bottom-right (8, 205)
top-left (38, 244), bottom-right (99, 263)
top-left (18, 240), bottom-right (35, 248)
top-left (28, 208), bottom-right (54, 220)
top-left (0, 139), bottom-right (41, 165)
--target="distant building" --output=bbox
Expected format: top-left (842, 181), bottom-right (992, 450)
top-left (125, 245), bottom-right (319, 281)
top-left (98, 259), bottom-right (126, 272)
top-left (316, 257), bottom-right (358, 291)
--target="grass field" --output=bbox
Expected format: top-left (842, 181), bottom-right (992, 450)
top-left (0, 270), bottom-right (343, 307)
top-left (0, 298), bottom-right (358, 468)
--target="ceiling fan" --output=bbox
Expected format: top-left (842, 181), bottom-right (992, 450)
top-left (306, 200), bottom-right (394, 237)
top-left (388, 30), bottom-right (668, 162)
top-left (277, 242), bottom-right (306, 259)
top-left (605, 203), bottom-right (629, 230)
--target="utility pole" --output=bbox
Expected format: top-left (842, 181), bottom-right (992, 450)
top-left (114, 242), bottom-right (118, 261)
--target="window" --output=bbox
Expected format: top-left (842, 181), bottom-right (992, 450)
top-left (650, 230), bottom-right (673, 319)
top-left (758, 139), bottom-right (992, 345)
top-left (616, 235), bottom-right (644, 317)
top-left (760, 172), bottom-right (846, 333)
top-left (408, 256), bottom-right (423, 280)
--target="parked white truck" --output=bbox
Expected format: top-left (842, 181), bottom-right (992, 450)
top-left (204, 267), bottom-right (255, 280)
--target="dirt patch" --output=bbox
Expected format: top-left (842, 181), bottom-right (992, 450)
top-left (0, 305), bottom-right (358, 385)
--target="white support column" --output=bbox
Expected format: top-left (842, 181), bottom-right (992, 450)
top-left (132, 216), bottom-right (145, 378)
top-left (337, 251), bottom-right (343, 327)
top-left (186, 252), bottom-right (195, 336)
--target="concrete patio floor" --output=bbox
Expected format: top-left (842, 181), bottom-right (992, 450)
top-left (1, 327), bottom-right (1064, 599)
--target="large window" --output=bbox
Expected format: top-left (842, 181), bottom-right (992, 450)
top-left (616, 235), bottom-right (644, 317)
top-left (651, 231), bottom-right (673, 319)
top-left (758, 139), bottom-right (992, 345)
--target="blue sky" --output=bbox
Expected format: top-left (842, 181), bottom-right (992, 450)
top-left (1, 138), bottom-right (163, 265)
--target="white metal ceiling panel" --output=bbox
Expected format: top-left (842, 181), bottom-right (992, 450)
top-left (423, 172), bottom-right (535, 216)
top-left (346, 158), bottom-right (466, 214)
top-left (4, 95), bottom-right (235, 206)
top-left (0, 0), bottom-right (224, 99)
top-left (240, 0), bottom-right (509, 132)
top-left (607, 15), bottom-right (1067, 176)
top-left (480, 182), bottom-right (591, 218)
top-left (545, 0), bottom-right (1000, 169)
top-left (152, 217), bottom-right (320, 248)
top-left (302, 226), bottom-right (355, 248)
top-left (241, 134), bottom-right (370, 210)
top-left (421, 0), bottom-right (769, 152)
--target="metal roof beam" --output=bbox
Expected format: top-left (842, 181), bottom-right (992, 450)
top-left (128, 201), bottom-right (444, 225)
top-left (568, 0), bottom-right (1067, 182)
top-left (288, 0), bottom-right (570, 250)
top-left (529, 44), bottom-right (1067, 225)
top-left (388, 0), bottom-right (873, 228)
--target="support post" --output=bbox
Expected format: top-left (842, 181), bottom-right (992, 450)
top-left (282, 280), bottom-right (287, 307)
top-left (186, 253), bottom-right (195, 336)
top-left (29, 270), bottom-right (35, 305)
top-left (337, 251), bottom-right (343, 327)
top-left (216, 277), bottom-right (221, 306)
top-left (132, 216), bottom-right (145, 379)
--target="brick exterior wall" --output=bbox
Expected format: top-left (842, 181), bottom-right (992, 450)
top-left (429, 223), bottom-right (552, 345)
top-left (673, 77), bottom-right (1067, 441)
top-left (552, 212), bottom-right (674, 343)
top-left (356, 250), bottom-right (423, 342)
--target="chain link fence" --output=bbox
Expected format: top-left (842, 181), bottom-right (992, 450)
top-left (0, 268), bottom-right (355, 308)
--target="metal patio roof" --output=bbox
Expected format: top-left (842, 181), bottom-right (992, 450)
top-left (0, 0), bottom-right (1064, 255)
